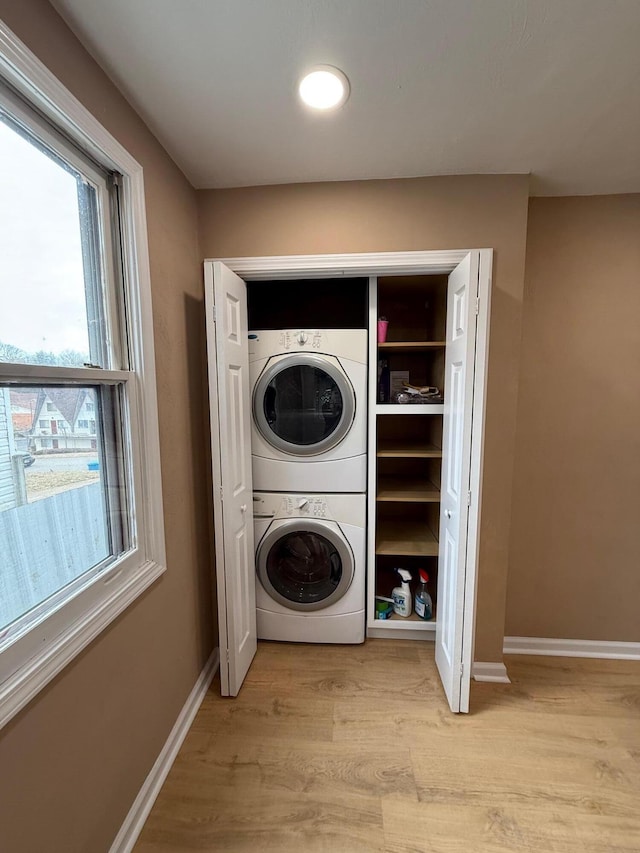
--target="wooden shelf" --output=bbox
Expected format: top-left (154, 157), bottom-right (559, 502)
top-left (377, 477), bottom-right (440, 503)
top-left (378, 341), bottom-right (446, 350)
top-left (372, 612), bottom-right (437, 631)
top-left (377, 440), bottom-right (442, 458)
top-left (376, 404), bottom-right (444, 415)
top-left (376, 520), bottom-right (439, 556)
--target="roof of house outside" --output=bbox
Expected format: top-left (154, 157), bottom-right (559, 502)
top-left (9, 389), bottom-right (39, 413)
top-left (34, 388), bottom-right (88, 429)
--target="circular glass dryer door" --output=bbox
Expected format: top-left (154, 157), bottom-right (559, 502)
top-left (253, 354), bottom-right (355, 456)
top-left (256, 519), bottom-right (354, 611)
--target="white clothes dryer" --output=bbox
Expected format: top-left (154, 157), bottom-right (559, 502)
top-left (249, 329), bottom-right (367, 492)
top-left (253, 492), bottom-right (365, 644)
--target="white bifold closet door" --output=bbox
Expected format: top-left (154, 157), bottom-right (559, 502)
top-left (435, 252), bottom-right (480, 713)
top-left (205, 262), bottom-right (257, 696)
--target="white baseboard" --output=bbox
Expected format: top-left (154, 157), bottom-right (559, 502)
top-left (109, 647), bottom-right (220, 853)
top-left (503, 636), bottom-right (640, 660)
top-left (472, 661), bottom-right (511, 683)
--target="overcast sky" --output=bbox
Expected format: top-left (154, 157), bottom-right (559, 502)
top-left (0, 119), bottom-right (89, 355)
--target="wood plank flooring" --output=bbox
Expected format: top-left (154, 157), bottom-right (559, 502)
top-left (134, 640), bottom-right (640, 853)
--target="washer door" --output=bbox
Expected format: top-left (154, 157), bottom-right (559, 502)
top-left (257, 519), bottom-right (354, 611)
top-left (253, 354), bottom-right (355, 456)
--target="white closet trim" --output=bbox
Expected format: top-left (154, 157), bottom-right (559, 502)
top-left (472, 662), bottom-right (511, 683)
top-left (210, 250), bottom-right (481, 279)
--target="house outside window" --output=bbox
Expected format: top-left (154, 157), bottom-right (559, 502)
top-left (0, 45), bottom-right (166, 728)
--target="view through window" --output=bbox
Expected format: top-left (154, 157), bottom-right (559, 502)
top-left (0, 89), bottom-right (128, 643)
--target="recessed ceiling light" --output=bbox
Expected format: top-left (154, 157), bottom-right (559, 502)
top-left (298, 65), bottom-right (350, 110)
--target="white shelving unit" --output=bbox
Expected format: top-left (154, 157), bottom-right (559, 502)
top-left (375, 613), bottom-right (437, 632)
top-left (375, 404), bottom-right (444, 415)
top-left (367, 275), bottom-right (445, 641)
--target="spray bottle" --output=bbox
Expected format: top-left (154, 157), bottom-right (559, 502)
top-left (391, 569), bottom-right (412, 617)
top-left (414, 570), bottom-right (433, 620)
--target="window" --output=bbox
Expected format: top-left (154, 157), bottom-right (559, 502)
top-left (0, 39), bottom-right (165, 727)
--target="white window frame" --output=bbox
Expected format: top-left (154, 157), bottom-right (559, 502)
top-left (0, 21), bottom-right (166, 728)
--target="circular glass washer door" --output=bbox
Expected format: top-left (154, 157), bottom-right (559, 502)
top-left (257, 519), bottom-right (354, 612)
top-left (253, 354), bottom-right (356, 456)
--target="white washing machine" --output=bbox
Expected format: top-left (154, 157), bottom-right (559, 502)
top-left (254, 492), bottom-right (365, 644)
top-left (249, 329), bottom-right (367, 492)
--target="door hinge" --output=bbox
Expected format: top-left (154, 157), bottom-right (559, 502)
top-left (219, 486), bottom-right (224, 502)
top-left (460, 662), bottom-right (464, 678)
top-left (212, 305), bottom-right (217, 322)
top-left (475, 297), bottom-right (480, 316)
top-left (467, 490), bottom-right (472, 506)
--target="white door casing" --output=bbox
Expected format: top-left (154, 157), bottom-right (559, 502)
top-left (205, 262), bottom-right (257, 696)
top-left (436, 252), bottom-right (479, 713)
top-left (204, 250), bottom-right (492, 708)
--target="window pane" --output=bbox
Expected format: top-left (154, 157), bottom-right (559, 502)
top-left (0, 113), bottom-right (107, 368)
top-left (0, 385), bottom-right (124, 634)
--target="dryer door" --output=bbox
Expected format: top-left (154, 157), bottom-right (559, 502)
top-left (257, 519), bottom-right (354, 611)
top-left (253, 354), bottom-right (355, 456)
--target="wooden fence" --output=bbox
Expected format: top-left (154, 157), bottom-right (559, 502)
top-left (0, 483), bottom-right (107, 630)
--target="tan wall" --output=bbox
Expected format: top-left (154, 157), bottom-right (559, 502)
top-left (199, 175), bottom-right (530, 662)
top-left (507, 195), bottom-right (640, 641)
top-left (0, 3), bottom-right (215, 851)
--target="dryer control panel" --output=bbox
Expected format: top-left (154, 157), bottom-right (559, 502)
top-left (248, 328), bottom-right (367, 365)
top-left (278, 329), bottom-right (323, 350)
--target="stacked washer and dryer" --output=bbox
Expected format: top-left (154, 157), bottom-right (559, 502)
top-left (249, 328), bottom-right (367, 644)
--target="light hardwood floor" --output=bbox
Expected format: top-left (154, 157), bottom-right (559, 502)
top-left (134, 640), bottom-right (640, 852)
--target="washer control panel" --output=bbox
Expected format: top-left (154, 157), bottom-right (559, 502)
top-left (253, 493), bottom-right (329, 518)
top-left (283, 495), bottom-right (327, 517)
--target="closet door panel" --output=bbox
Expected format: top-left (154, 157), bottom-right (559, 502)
top-left (436, 253), bottom-right (479, 712)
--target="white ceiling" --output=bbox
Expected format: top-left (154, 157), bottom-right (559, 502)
top-left (51, 0), bottom-right (640, 195)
